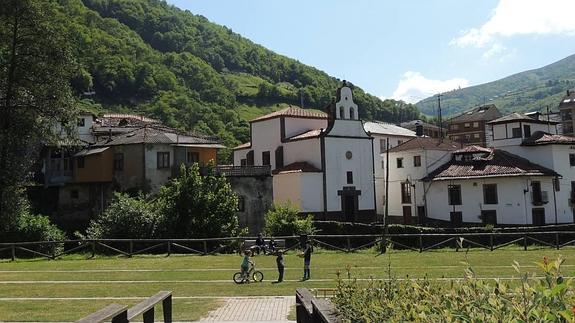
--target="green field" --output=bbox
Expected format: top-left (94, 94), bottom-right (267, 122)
top-left (1, 248), bottom-right (574, 321)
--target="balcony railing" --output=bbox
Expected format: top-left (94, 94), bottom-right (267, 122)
top-left (201, 165), bottom-right (271, 177)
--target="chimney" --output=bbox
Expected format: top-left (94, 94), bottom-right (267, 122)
top-left (415, 121), bottom-right (423, 137)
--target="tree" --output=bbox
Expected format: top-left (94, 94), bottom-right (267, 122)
top-left (0, 0), bottom-right (76, 230)
top-left (264, 202), bottom-right (316, 236)
top-left (156, 163), bottom-right (240, 238)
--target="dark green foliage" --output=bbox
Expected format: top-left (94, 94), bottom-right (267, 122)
top-left (333, 256), bottom-right (575, 322)
top-left (87, 164), bottom-right (240, 239)
top-left (264, 202), bottom-right (316, 236)
top-left (417, 54), bottom-right (575, 117)
top-left (0, 0), bottom-right (76, 230)
top-left (156, 163), bottom-right (239, 238)
top-left (86, 192), bottom-right (160, 239)
top-left (52, 0), bottom-right (419, 164)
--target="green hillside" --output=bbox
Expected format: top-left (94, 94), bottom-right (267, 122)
top-left (416, 54), bottom-right (575, 117)
top-left (48, 0), bottom-right (419, 161)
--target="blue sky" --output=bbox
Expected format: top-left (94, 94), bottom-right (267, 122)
top-left (169, 0), bottom-right (575, 103)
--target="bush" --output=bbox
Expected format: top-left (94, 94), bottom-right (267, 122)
top-left (333, 256), bottom-right (575, 322)
top-left (86, 192), bottom-right (160, 239)
top-left (17, 212), bottom-right (67, 243)
top-left (156, 163), bottom-right (240, 238)
top-left (264, 202), bottom-right (316, 236)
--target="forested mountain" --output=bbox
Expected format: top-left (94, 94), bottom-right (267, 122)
top-left (416, 54), bottom-right (575, 117)
top-left (52, 0), bottom-right (419, 159)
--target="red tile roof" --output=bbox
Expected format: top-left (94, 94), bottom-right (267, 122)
top-left (272, 162), bottom-right (322, 174)
top-left (233, 142), bottom-right (251, 150)
top-left (250, 106), bottom-right (327, 122)
top-left (522, 131), bottom-right (575, 146)
top-left (423, 149), bottom-right (558, 181)
top-left (388, 137), bottom-right (460, 153)
top-left (286, 129), bottom-right (323, 141)
top-left (453, 145), bottom-right (492, 154)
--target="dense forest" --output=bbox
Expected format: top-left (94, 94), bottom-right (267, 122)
top-left (416, 54), bottom-right (575, 117)
top-left (51, 0), bottom-right (421, 160)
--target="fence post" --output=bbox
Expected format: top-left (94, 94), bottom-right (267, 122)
top-left (419, 234), bottom-right (423, 253)
top-left (455, 236), bottom-right (460, 252)
top-left (11, 244), bottom-right (15, 261)
top-left (490, 234), bottom-right (494, 251)
top-left (128, 240), bottom-right (133, 258)
top-left (163, 294), bottom-right (173, 323)
top-left (91, 241), bottom-right (96, 258)
top-left (555, 233), bottom-right (560, 250)
top-left (346, 237), bottom-right (351, 253)
top-left (167, 241), bottom-right (171, 256)
top-left (523, 235), bottom-right (528, 251)
top-left (203, 241), bottom-right (208, 254)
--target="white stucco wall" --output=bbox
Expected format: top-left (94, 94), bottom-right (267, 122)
top-left (284, 117), bottom-right (327, 138)
top-left (145, 144), bottom-right (174, 192)
top-left (233, 148), bottom-right (250, 166)
top-left (324, 135), bottom-right (375, 213)
top-left (284, 139), bottom-right (321, 169)
top-left (300, 173), bottom-right (324, 212)
top-left (250, 119), bottom-right (282, 167)
top-left (488, 122), bottom-right (559, 148)
top-left (372, 134), bottom-right (417, 215)
top-left (384, 149), bottom-right (453, 218)
top-left (272, 172), bottom-right (323, 213)
top-left (424, 176), bottom-right (561, 224)
top-left (273, 173), bottom-right (301, 209)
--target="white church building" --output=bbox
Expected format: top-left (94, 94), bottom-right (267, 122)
top-left (233, 83), bottom-right (376, 222)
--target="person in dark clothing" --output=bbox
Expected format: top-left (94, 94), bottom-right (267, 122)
top-left (275, 250), bottom-right (285, 283)
top-left (268, 239), bottom-right (277, 253)
top-left (255, 233), bottom-right (266, 255)
top-left (301, 241), bottom-right (313, 280)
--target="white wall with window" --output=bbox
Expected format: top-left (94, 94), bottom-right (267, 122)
top-left (424, 176), bottom-right (560, 224)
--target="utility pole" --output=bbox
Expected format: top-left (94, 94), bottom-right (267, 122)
top-left (382, 138), bottom-right (390, 253)
top-left (546, 105), bottom-right (551, 133)
top-left (437, 93), bottom-right (443, 139)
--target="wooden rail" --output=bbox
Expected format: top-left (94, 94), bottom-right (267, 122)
top-left (77, 291), bottom-right (172, 323)
top-left (75, 304), bottom-right (128, 323)
top-left (296, 288), bottom-right (341, 323)
top-left (2, 231), bottom-right (575, 260)
top-left (127, 291), bottom-right (172, 323)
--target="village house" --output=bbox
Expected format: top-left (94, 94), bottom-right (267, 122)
top-left (363, 121), bottom-right (416, 217)
top-left (233, 83), bottom-right (376, 222)
top-left (33, 118), bottom-right (224, 230)
top-left (384, 107), bottom-right (575, 226)
top-left (486, 112), bottom-right (575, 224)
top-left (400, 119), bottom-right (444, 138)
top-left (559, 90), bottom-right (575, 136)
top-left (422, 146), bottom-right (561, 225)
top-left (447, 104), bottom-right (502, 146)
top-left (384, 137), bottom-right (460, 224)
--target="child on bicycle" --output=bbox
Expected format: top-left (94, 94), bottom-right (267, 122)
top-left (241, 250), bottom-right (254, 282)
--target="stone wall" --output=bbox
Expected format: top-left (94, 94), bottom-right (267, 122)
top-left (228, 176), bottom-right (273, 234)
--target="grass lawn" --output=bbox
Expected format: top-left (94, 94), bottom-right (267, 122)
top-left (0, 247), bottom-right (574, 321)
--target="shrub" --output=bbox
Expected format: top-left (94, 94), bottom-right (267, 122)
top-left (333, 256), bottom-right (575, 322)
top-left (86, 192), bottom-right (160, 239)
top-left (264, 202), bottom-right (316, 236)
top-left (16, 212), bottom-right (67, 243)
top-left (156, 163), bottom-right (240, 238)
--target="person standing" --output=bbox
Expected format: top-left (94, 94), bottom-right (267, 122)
top-left (275, 250), bottom-right (285, 283)
top-left (302, 241), bottom-right (313, 281)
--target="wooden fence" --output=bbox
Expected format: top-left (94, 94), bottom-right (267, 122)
top-left (2, 231), bottom-right (575, 260)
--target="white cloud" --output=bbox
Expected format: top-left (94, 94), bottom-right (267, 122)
top-left (452, 0), bottom-right (575, 47)
top-left (390, 71), bottom-right (469, 103)
top-left (482, 43), bottom-right (505, 59)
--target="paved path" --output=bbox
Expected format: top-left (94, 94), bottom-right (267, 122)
top-left (199, 296), bottom-right (295, 322)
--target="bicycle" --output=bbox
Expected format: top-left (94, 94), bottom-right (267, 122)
top-left (233, 264), bottom-right (264, 284)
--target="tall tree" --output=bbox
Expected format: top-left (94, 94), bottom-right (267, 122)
top-left (0, 0), bottom-right (76, 230)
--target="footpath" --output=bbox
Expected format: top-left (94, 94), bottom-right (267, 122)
top-left (198, 296), bottom-right (295, 323)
